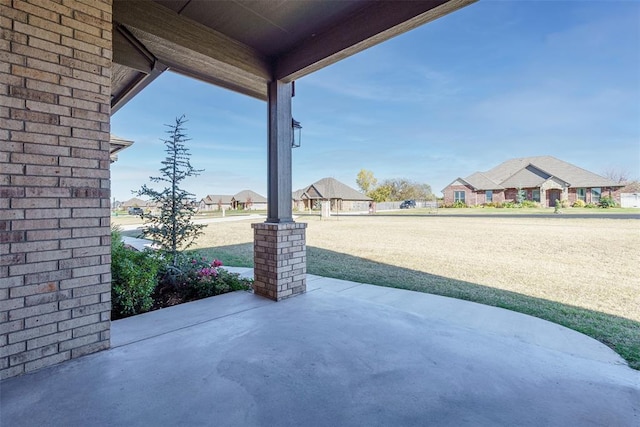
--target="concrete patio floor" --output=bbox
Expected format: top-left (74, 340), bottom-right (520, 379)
top-left (1, 268), bottom-right (638, 426)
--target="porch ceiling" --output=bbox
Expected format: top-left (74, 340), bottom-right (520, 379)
top-left (111, 0), bottom-right (476, 113)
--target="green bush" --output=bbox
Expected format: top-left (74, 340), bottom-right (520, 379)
top-left (111, 229), bottom-right (160, 319)
top-left (502, 201), bottom-right (518, 208)
top-left (520, 200), bottom-right (539, 208)
top-left (156, 253), bottom-right (252, 302)
top-left (599, 196), bottom-right (617, 208)
top-left (450, 200), bottom-right (466, 208)
top-left (483, 202), bottom-right (497, 208)
top-left (585, 203), bottom-right (598, 209)
top-left (572, 200), bottom-right (586, 208)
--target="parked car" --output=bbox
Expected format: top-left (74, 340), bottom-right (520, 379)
top-left (400, 200), bottom-right (416, 209)
top-left (128, 207), bottom-right (144, 216)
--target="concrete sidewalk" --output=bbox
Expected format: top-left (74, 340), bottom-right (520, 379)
top-left (1, 269), bottom-right (638, 426)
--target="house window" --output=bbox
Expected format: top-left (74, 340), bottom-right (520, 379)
top-left (591, 187), bottom-right (601, 204)
top-left (454, 191), bottom-right (465, 203)
top-left (486, 190), bottom-right (493, 203)
top-left (577, 188), bottom-right (586, 202)
top-left (532, 189), bottom-right (540, 202)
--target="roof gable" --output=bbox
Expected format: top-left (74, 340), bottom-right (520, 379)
top-left (233, 189), bottom-right (267, 203)
top-left (304, 177), bottom-right (371, 201)
top-left (475, 156), bottom-right (620, 188)
top-left (464, 172), bottom-right (503, 190)
top-left (201, 194), bottom-right (234, 204)
top-left (500, 165), bottom-right (550, 189)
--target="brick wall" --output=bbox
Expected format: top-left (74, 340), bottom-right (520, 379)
top-left (252, 222), bottom-right (306, 301)
top-left (443, 183), bottom-right (473, 206)
top-left (0, 0), bottom-right (112, 379)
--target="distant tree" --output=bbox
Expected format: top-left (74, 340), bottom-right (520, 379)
top-left (368, 184), bottom-right (392, 202)
top-left (246, 196), bottom-right (253, 210)
top-left (217, 198), bottom-right (223, 210)
top-left (356, 169), bottom-right (378, 194)
top-left (603, 167), bottom-right (631, 184)
top-left (377, 178), bottom-right (435, 201)
top-left (135, 115), bottom-right (204, 267)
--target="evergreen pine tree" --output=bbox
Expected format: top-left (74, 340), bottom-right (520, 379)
top-left (136, 115), bottom-right (204, 266)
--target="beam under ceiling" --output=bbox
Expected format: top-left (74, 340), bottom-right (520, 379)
top-left (112, 0), bottom-right (271, 100)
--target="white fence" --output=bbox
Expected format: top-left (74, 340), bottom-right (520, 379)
top-left (621, 193), bottom-right (640, 208)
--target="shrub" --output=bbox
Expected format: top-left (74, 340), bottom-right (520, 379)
top-left (502, 201), bottom-right (518, 208)
top-left (585, 203), bottom-right (597, 209)
top-left (111, 229), bottom-right (161, 319)
top-left (451, 200), bottom-right (467, 208)
top-left (520, 200), bottom-right (539, 208)
top-left (572, 200), bottom-right (586, 208)
top-left (599, 196), bottom-right (617, 208)
top-left (156, 253), bottom-right (252, 302)
top-left (483, 202), bottom-right (496, 208)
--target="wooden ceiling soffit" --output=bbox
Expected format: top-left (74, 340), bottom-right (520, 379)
top-left (111, 24), bottom-right (166, 114)
top-left (113, 0), bottom-right (271, 100)
top-left (275, 0), bottom-right (477, 82)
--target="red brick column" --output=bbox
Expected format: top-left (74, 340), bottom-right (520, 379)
top-left (252, 222), bottom-right (307, 301)
top-left (0, 0), bottom-right (112, 379)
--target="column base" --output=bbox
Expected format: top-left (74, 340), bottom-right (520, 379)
top-left (252, 222), bottom-right (307, 301)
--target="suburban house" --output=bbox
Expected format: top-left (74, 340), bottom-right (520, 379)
top-left (232, 190), bottom-right (268, 210)
top-left (293, 177), bottom-right (372, 212)
top-left (121, 197), bottom-right (152, 210)
top-left (199, 194), bottom-right (234, 211)
top-left (199, 190), bottom-right (268, 211)
top-left (442, 156), bottom-right (624, 207)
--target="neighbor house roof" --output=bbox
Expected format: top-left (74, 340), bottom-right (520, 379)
top-left (463, 172), bottom-right (503, 190)
top-left (121, 197), bottom-right (149, 207)
top-left (292, 189), bottom-right (306, 200)
top-left (201, 194), bottom-right (234, 205)
top-left (449, 156), bottom-right (620, 191)
top-left (303, 177), bottom-right (371, 201)
top-left (233, 190), bottom-right (267, 203)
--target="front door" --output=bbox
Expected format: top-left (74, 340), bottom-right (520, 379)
top-left (547, 190), bottom-right (561, 207)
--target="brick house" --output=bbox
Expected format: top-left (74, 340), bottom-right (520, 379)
top-left (442, 156), bottom-right (624, 207)
top-left (198, 194), bottom-right (234, 211)
top-left (293, 177), bottom-right (372, 212)
top-left (232, 189), bottom-right (267, 210)
top-left (198, 190), bottom-right (267, 211)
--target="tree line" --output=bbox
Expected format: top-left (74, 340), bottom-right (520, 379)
top-left (356, 169), bottom-right (435, 202)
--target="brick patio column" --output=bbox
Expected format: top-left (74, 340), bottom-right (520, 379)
top-left (0, 0), bottom-right (112, 379)
top-left (252, 222), bottom-right (307, 301)
top-left (253, 80), bottom-right (306, 300)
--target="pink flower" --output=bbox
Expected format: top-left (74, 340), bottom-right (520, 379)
top-left (212, 259), bottom-right (223, 267)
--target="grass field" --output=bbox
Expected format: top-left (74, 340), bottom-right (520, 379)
top-left (116, 215), bottom-right (640, 369)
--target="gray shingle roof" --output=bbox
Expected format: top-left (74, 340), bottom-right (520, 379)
top-left (303, 177), bottom-right (371, 201)
top-left (462, 156), bottom-right (620, 190)
top-left (202, 194), bottom-right (234, 205)
top-left (233, 190), bottom-right (267, 203)
top-left (464, 172), bottom-right (503, 190)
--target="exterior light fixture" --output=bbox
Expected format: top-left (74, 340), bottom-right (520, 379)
top-left (292, 118), bottom-right (302, 148)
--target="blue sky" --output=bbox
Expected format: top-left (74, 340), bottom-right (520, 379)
top-left (110, 1), bottom-right (640, 202)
